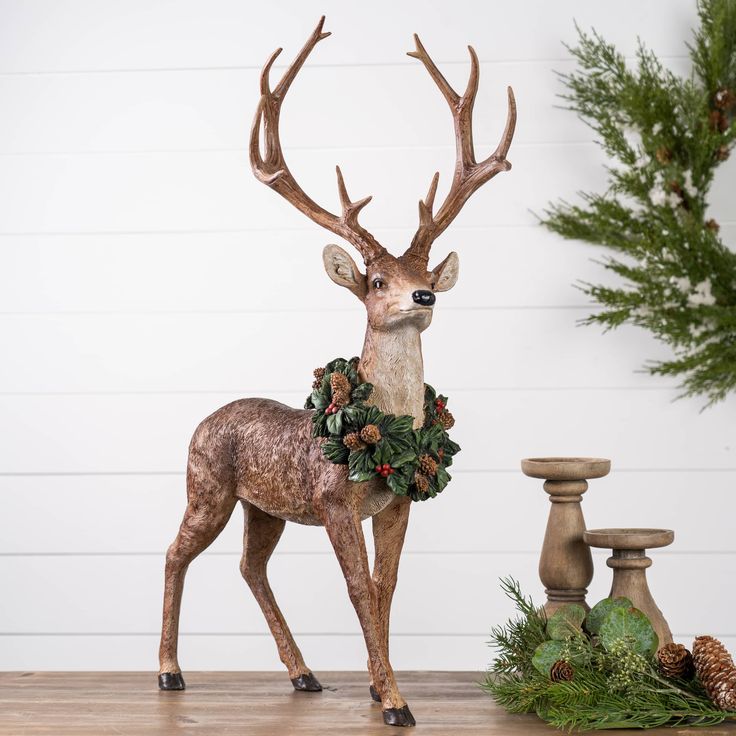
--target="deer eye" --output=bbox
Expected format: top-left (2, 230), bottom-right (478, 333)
top-left (372, 278), bottom-right (385, 290)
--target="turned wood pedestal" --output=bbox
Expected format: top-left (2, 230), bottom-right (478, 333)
top-left (521, 457), bottom-right (611, 615)
top-left (583, 527), bottom-right (674, 647)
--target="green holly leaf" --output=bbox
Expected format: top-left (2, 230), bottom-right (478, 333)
top-left (547, 604), bottom-right (586, 640)
top-left (321, 438), bottom-right (349, 465)
top-left (310, 390), bottom-right (328, 411)
top-left (351, 383), bottom-right (373, 401)
top-left (585, 596), bottom-right (633, 635)
top-left (326, 410), bottom-right (343, 436)
top-left (390, 450), bottom-right (416, 468)
top-left (386, 472), bottom-right (409, 496)
top-left (599, 606), bottom-right (658, 658)
top-left (532, 640), bottom-right (566, 677)
top-left (348, 469), bottom-right (375, 483)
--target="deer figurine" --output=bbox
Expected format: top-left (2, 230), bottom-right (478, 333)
top-left (158, 17), bottom-right (515, 727)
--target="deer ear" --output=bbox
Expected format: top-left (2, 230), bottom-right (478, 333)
top-left (431, 251), bottom-right (459, 292)
top-left (322, 244), bottom-right (367, 299)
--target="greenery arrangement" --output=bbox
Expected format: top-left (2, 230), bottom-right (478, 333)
top-left (543, 0), bottom-right (736, 406)
top-left (304, 357), bottom-right (460, 501)
top-left (483, 579), bottom-right (736, 730)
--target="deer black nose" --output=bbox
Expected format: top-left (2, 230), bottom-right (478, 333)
top-left (412, 290), bottom-right (436, 306)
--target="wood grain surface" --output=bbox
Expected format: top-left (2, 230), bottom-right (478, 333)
top-left (3, 671), bottom-right (735, 735)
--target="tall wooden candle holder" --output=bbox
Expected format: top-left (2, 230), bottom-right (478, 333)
top-left (521, 457), bottom-right (611, 615)
top-left (583, 528), bottom-right (674, 646)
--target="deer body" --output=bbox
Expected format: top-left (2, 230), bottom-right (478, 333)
top-left (158, 17), bottom-right (515, 727)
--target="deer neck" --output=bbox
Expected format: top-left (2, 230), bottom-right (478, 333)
top-left (359, 324), bottom-right (425, 428)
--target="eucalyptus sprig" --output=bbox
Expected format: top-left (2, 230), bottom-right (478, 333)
top-left (483, 579), bottom-right (736, 730)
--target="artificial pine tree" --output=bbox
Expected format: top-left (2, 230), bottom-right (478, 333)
top-left (543, 0), bottom-right (736, 405)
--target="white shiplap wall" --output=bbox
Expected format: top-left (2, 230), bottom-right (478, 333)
top-left (1, 0), bottom-right (734, 673)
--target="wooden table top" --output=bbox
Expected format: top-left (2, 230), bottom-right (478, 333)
top-left (1, 671), bottom-right (735, 735)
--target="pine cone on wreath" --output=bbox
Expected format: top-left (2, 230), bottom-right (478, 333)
top-left (360, 424), bottom-right (382, 445)
top-left (714, 87), bottom-right (736, 110)
top-left (414, 471), bottom-right (430, 494)
top-left (312, 367), bottom-right (326, 390)
top-left (715, 145), bottom-right (730, 162)
top-left (419, 453), bottom-right (438, 476)
top-left (655, 146), bottom-right (673, 164)
top-left (550, 660), bottom-right (574, 683)
top-left (693, 636), bottom-right (736, 711)
top-left (657, 642), bottom-right (694, 679)
top-left (330, 372), bottom-right (351, 407)
top-left (439, 410), bottom-right (455, 430)
top-left (343, 432), bottom-right (366, 451)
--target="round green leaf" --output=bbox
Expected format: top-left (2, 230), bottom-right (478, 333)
top-left (585, 596), bottom-right (633, 635)
top-left (599, 606), bottom-right (658, 657)
top-left (546, 604), bottom-right (586, 640)
top-left (532, 640), bottom-right (566, 677)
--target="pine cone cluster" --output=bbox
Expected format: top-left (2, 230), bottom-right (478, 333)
top-left (715, 144), bottom-right (731, 162)
top-left (360, 424), bottom-right (382, 445)
top-left (705, 218), bottom-right (721, 233)
top-left (419, 454), bottom-right (438, 476)
top-left (414, 471), bottom-right (430, 494)
top-left (657, 642), bottom-right (694, 679)
top-left (550, 660), bottom-right (574, 683)
top-left (312, 367), bottom-right (326, 390)
top-left (709, 108), bottom-right (730, 133)
top-left (330, 372), bottom-right (351, 407)
top-left (343, 432), bottom-right (366, 451)
top-left (693, 636), bottom-right (736, 711)
top-left (714, 87), bottom-right (736, 111)
top-left (438, 410), bottom-right (455, 430)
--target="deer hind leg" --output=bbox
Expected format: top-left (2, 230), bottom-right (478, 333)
top-left (368, 496), bottom-right (412, 704)
top-left (158, 491), bottom-right (236, 690)
top-left (323, 507), bottom-right (415, 727)
top-left (239, 500), bottom-right (320, 691)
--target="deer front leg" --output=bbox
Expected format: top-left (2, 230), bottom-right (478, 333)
top-left (323, 505), bottom-right (416, 727)
top-left (368, 496), bottom-right (411, 703)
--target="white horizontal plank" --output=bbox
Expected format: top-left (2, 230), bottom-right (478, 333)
top-left (1, 470), bottom-right (734, 555)
top-left (0, 145), bottom-right (609, 234)
top-left (0, 0), bottom-right (697, 73)
top-left (0, 389), bottom-right (733, 475)
top-left (0, 229), bottom-right (612, 312)
top-left (1, 633), bottom-right (731, 673)
top-left (0, 552), bottom-right (733, 637)
top-left (2, 146), bottom-right (734, 236)
top-left (0, 61), bottom-right (597, 154)
top-left (0, 634), bottom-right (493, 672)
top-left (3, 226), bottom-right (735, 314)
top-left (0, 308), bottom-right (671, 393)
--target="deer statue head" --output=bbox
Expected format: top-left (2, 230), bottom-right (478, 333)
top-left (250, 17), bottom-right (516, 336)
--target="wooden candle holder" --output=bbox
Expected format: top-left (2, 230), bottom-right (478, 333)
top-left (521, 457), bottom-right (611, 615)
top-left (583, 527), bottom-right (674, 646)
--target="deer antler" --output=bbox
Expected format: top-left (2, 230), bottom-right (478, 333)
top-left (250, 17), bottom-right (387, 264)
top-left (404, 35), bottom-right (516, 270)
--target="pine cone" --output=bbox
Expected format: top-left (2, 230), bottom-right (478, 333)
top-left (657, 643), bottom-right (694, 679)
top-left (439, 410), bottom-right (455, 430)
top-left (693, 636), bottom-right (736, 711)
top-left (715, 145), bottom-right (731, 162)
top-left (330, 372), bottom-right (351, 407)
top-left (550, 660), bottom-right (574, 683)
top-left (360, 424), bottom-right (382, 445)
top-left (414, 471), bottom-right (430, 494)
top-left (655, 146), bottom-right (672, 164)
top-left (706, 218), bottom-right (721, 233)
top-left (709, 109), bottom-right (729, 133)
top-left (714, 87), bottom-right (736, 110)
top-left (419, 453), bottom-right (438, 476)
top-left (312, 367), bottom-right (326, 390)
top-left (343, 432), bottom-right (366, 451)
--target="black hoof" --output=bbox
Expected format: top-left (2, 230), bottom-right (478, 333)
top-left (158, 672), bottom-right (186, 690)
top-left (369, 684), bottom-right (381, 702)
top-left (291, 672), bottom-right (322, 692)
top-left (383, 705), bottom-right (416, 727)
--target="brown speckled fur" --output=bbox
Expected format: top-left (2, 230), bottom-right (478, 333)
top-left (159, 17), bottom-right (514, 726)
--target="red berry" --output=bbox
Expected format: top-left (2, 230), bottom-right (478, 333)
top-left (381, 469), bottom-right (389, 477)
top-left (388, 468), bottom-right (395, 475)
top-left (324, 407), bottom-right (331, 415)
top-left (375, 465), bottom-right (382, 473)
top-left (331, 406), bottom-right (339, 414)
top-left (382, 464), bottom-right (390, 470)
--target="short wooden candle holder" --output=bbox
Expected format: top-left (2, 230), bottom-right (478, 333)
top-left (583, 527), bottom-right (674, 646)
top-left (521, 457), bottom-right (611, 615)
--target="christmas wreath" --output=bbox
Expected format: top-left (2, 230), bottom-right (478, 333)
top-left (543, 0), bottom-right (736, 406)
top-left (484, 579), bottom-right (736, 730)
top-left (304, 357), bottom-right (460, 501)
